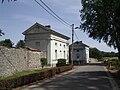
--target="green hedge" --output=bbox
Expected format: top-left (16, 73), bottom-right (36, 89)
top-left (56, 59), bottom-right (66, 67)
top-left (0, 65), bottom-right (73, 89)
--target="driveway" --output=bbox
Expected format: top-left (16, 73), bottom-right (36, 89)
top-left (14, 59), bottom-right (119, 90)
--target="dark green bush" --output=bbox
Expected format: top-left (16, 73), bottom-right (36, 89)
top-left (41, 58), bottom-right (47, 69)
top-left (113, 59), bottom-right (120, 68)
top-left (56, 59), bottom-right (66, 67)
top-left (107, 59), bottom-right (120, 69)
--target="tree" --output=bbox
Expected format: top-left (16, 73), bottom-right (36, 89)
top-left (80, 0), bottom-right (120, 59)
top-left (0, 39), bottom-right (13, 47)
top-left (40, 58), bottom-right (47, 69)
top-left (89, 48), bottom-right (102, 59)
top-left (101, 51), bottom-right (117, 57)
top-left (16, 40), bottom-right (25, 48)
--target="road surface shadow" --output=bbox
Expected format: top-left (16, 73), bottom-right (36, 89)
top-left (25, 69), bottom-right (112, 90)
top-left (74, 62), bottom-right (105, 66)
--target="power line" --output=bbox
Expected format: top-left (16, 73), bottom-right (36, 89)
top-left (39, 0), bottom-right (70, 26)
top-left (34, 0), bottom-right (81, 43)
top-left (34, 0), bottom-right (71, 28)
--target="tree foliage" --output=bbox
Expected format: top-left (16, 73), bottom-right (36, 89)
top-left (101, 51), bottom-right (117, 57)
top-left (80, 0), bottom-right (120, 59)
top-left (0, 39), bottom-right (13, 48)
top-left (16, 40), bottom-right (25, 48)
top-left (90, 47), bottom-right (117, 59)
top-left (89, 48), bottom-right (102, 59)
top-left (1, 0), bottom-right (17, 3)
top-left (0, 29), bottom-right (4, 36)
top-left (40, 58), bottom-right (47, 69)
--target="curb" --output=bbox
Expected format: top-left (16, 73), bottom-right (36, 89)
top-left (104, 67), bottom-right (120, 90)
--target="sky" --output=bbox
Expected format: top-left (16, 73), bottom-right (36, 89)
top-left (0, 0), bottom-right (117, 52)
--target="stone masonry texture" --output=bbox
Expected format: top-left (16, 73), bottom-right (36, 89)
top-left (0, 46), bottom-right (46, 78)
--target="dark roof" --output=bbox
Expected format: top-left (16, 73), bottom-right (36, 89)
top-left (70, 41), bottom-right (89, 47)
top-left (22, 22), bottom-right (70, 40)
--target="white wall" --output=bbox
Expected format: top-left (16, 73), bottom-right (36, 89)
top-left (72, 42), bottom-right (89, 64)
top-left (25, 34), bottom-right (50, 52)
top-left (73, 49), bottom-right (85, 61)
top-left (25, 34), bottom-right (52, 65)
top-left (50, 34), bottom-right (69, 66)
top-left (85, 47), bottom-right (89, 63)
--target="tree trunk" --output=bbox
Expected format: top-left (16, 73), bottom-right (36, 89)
top-left (116, 33), bottom-right (120, 60)
top-left (117, 46), bottom-right (120, 60)
top-left (116, 26), bottom-right (120, 60)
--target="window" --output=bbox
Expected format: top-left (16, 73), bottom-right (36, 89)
top-left (55, 43), bottom-right (57, 46)
top-left (76, 41), bottom-right (79, 44)
top-left (55, 50), bottom-right (57, 59)
top-left (77, 56), bottom-right (79, 59)
top-left (60, 50), bottom-right (62, 56)
top-left (64, 51), bottom-right (65, 59)
top-left (66, 43), bottom-right (69, 46)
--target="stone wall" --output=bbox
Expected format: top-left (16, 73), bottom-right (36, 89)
top-left (0, 46), bottom-right (46, 78)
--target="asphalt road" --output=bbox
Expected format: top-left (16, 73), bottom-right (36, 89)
top-left (14, 60), bottom-right (119, 90)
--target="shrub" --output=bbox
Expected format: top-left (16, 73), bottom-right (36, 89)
top-left (113, 59), bottom-right (120, 69)
top-left (56, 59), bottom-right (66, 67)
top-left (107, 59), bottom-right (120, 69)
top-left (40, 58), bottom-right (47, 69)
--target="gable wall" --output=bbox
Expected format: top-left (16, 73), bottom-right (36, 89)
top-left (71, 42), bottom-right (89, 64)
top-left (25, 34), bottom-right (50, 52)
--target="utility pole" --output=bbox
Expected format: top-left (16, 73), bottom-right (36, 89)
top-left (71, 24), bottom-right (74, 65)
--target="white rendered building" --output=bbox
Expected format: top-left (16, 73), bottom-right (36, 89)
top-left (23, 22), bottom-right (70, 66)
top-left (70, 41), bottom-right (89, 65)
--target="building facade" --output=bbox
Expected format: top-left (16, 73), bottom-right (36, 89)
top-left (23, 22), bottom-right (70, 66)
top-left (70, 41), bottom-right (89, 65)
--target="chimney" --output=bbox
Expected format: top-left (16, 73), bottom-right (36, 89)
top-left (45, 25), bottom-right (51, 29)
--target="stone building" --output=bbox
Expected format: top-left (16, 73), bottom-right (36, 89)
top-left (70, 41), bottom-right (89, 65)
top-left (23, 22), bottom-right (70, 66)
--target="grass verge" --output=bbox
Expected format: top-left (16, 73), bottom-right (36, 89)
top-left (0, 68), bottom-right (49, 81)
